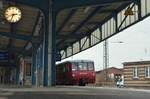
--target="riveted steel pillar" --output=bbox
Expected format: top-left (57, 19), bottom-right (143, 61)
top-left (43, 1), bottom-right (57, 86)
top-left (16, 61), bottom-right (20, 84)
top-left (31, 43), bottom-right (37, 86)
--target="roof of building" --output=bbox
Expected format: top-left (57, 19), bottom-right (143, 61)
top-left (96, 67), bottom-right (123, 74)
top-left (123, 61), bottom-right (150, 66)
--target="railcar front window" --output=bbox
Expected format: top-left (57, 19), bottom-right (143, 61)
top-left (88, 62), bottom-right (94, 70)
top-left (78, 62), bottom-right (88, 70)
top-left (72, 63), bottom-right (77, 71)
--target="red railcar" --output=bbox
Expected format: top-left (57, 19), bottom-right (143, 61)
top-left (56, 60), bottom-right (95, 86)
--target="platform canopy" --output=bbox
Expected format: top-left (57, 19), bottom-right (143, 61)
top-left (0, 0), bottom-right (149, 61)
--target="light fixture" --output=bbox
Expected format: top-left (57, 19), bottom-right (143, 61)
top-left (84, 6), bottom-right (91, 13)
top-left (69, 23), bottom-right (75, 29)
top-left (25, 42), bottom-right (32, 50)
top-left (124, 7), bottom-right (134, 16)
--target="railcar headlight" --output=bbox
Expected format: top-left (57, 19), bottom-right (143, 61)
top-left (72, 74), bottom-right (75, 77)
top-left (92, 73), bottom-right (95, 76)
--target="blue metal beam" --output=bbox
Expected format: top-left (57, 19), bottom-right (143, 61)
top-left (6, 0), bottom-right (49, 12)
top-left (8, 23), bottom-right (17, 65)
top-left (57, 33), bottom-right (81, 39)
top-left (113, 12), bottom-right (118, 32)
top-left (85, 3), bottom-right (132, 37)
top-left (72, 6), bottom-right (101, 34)
top-left (8, 23), bottom-right (18, 49)
top-left (57, 6), bottom-right (101, 46)
top-left (43, 10), bottom-right (49, 86)
top-left (57, 33), bottom-right (85, 48)
top-left (137, 0), bottom-right (142, 20)
top-left (54, 0), bottom-right (135, 11)
top-left (7, 0), bottom-right (135, 13)
top-left (43, 8), bottom-right (57, 86)
top-left (0, 32), bottom-right (32, 41)
top-left (15, 11), bottom-right (41, 86)
top-left (60, 2), bottom-right (131, 50)
top-left (56, 9), bottom-right (77, 33)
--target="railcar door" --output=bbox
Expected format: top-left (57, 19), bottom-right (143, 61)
top-left (56, 63), bottom-right (70, 85)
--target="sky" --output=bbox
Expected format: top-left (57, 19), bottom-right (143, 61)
top-left (60, 16), bottom-right (150, 71)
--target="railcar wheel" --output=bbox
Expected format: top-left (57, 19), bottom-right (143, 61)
top-left (79, 78), bottom-right (86, 86)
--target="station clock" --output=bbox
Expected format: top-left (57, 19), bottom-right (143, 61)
top-left (4, 6), bottom-right (22, 23)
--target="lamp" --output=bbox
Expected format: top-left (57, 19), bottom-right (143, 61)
top-left (84, 6), bottom-right (91, 13)
top-left (124, 7), bottom-right (134, 16)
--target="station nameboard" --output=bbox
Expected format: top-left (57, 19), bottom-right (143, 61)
top-left (56, 51), bottom-right (61, 61)
top-left (0, 51), bottom-right (9, 60)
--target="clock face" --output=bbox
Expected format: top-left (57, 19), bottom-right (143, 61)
top-left (4, 6), bottom-right (22, 23)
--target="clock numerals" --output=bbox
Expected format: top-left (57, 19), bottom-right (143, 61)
top-left (4, 6), bottom-right (22, 23)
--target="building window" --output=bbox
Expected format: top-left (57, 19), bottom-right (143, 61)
top-left (145, 66), bottom-right (150, 78)
top-left (133, 67), bottom-right (138, 78)
top-left (26, 63), bottom-right (31, 76)
top-left (88, 62), bottom-right (94, 70)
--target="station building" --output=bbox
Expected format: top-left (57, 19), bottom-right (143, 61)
top-left (123, 61), bottom-right (150, 87)
top-left (96, 67), bottom-right (123, 86)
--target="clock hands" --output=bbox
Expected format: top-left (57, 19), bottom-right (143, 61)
top-left (10, 14), bottom-right (18, 21)
top-left (10, 15), bottom-right (14, 21)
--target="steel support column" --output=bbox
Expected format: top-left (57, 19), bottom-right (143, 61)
top-left (103, 40), bottom-right (109, 70)
top-left (137, 0), bottom-right (142, 20)
top-left (16, 61), bottom-right (20, 84)
top-left (31, 43), bottom-right (37, 86)
top-left (42, 40), bottom-right (45, 86)
top-left (99, 26), bottom-right (102, 41)
top-left (35, 44), bottom-right (44, 86)
top-left (41, 45), bottom-right (44, 83)
top-left (113, 12), bottom-right (118, 33)
top-left (43, 2), bottom-right (57, 86)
